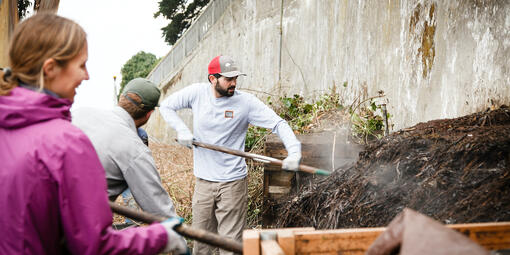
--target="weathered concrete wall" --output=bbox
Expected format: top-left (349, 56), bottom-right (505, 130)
top-left (146, 0), bottom-right (510, 144)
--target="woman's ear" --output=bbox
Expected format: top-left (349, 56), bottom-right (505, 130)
top-left (42, 58), bottom-right (59, 80)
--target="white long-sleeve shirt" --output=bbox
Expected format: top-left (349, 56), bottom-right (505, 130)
top-left (160, 83), bottom-right (301, 182)
top-left (72, 106), bottom-right (177, 217)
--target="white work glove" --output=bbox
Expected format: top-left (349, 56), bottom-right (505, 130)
top-left (161, 217), bottom-right (189, 254)
top-left (177, 130), bottom-right (193, 149)
top-left (282, 153), bottom-right (301, 171)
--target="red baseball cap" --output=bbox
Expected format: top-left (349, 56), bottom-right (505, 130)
top-left (208, 56), bottom-right (247, 77)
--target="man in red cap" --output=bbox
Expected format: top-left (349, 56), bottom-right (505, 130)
top-left (160, 56), bottom-right (301, 254)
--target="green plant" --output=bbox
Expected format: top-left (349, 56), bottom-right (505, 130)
top-left (272, 85), bottom-right (343, 133)
top-left (348, 93), bottom-right (390, 144)
top-left (245, 126), bottom-right (269, 152)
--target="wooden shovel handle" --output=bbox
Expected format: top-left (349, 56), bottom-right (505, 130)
top-left (109, 201), bottom-right (243, 253)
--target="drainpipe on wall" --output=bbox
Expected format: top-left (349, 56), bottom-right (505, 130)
top-left (278, 0), bottom-right (283, 82)
top-left (382, 104), bottom-right (390, 136)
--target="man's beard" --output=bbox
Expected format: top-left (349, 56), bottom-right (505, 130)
top-left (214, 80), bottom-right (235, 97)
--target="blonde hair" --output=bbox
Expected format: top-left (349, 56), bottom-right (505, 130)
top-left (0, 12), bottom-right (87, 95)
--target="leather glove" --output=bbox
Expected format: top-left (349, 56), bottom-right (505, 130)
top-left (161, 217), bottom-right (189, 254)
top-left (177, 131), bottom-right (193, 149)
top-left (282, 153), bottom-right (301, 171)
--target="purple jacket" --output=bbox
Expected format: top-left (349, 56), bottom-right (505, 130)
top-left (0, 87), bottom-right (167, 254)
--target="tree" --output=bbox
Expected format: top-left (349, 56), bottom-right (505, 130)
top-left (18, 0), bottom-right (32, 18)
top-left (119, 51), bottom-right (159, 96)
top-left (18, 0), bottom-right (60, 20)
top-left (154, 0), bottom-right (210, 45)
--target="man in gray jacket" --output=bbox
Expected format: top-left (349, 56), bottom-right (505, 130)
top-left (73, 78), bottom-right (178, 219)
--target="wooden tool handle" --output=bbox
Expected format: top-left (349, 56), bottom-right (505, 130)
top-left (109, 201), bottom-right (243, 253)
top-left (191, 140), bottom-right (331, 175)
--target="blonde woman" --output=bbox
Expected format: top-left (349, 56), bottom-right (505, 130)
top-left (0, 13), bottom-right (187, 255)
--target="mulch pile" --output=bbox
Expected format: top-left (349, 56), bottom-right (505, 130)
top-left (276, 107), bottom-right (510, 229)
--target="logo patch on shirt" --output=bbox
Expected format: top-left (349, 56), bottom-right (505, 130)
top-left (224, 110), bottom-right (234, 118)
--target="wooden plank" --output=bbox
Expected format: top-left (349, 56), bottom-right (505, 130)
top-left (259, 227), bottom-right (315, 233)
top-left (243, 229), bottom-right (260, 255)
top-left (263, 171), bottom-right (270, 197)
top-left (448, 222), bottom-right (510, 250)
top-left (268, 171), bottom-right (294, 186)
top-left (277, 230), bottom-right (297, 255)
top-left (246, 223), bottom-right (510, 254)
top-left (294, 228), bottom-right (385, 254)
top-left (268, 186), bottom-right (291, 194)
top-left (290, 222), bottom-right (510, 254)
top-left (35, 0), bottom-right (60, 12)
top-left (267, 170), bottom-right (294, 199)
top-left (0, 0), bottom-right (18, 67)
top-left (261, 228), bottom-right (315, 255)
top-left (261, 239), bottom-right (285, 255)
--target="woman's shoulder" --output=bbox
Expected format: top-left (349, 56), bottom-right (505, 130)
top-left (20, 119), bottom-right (100, 176)
top-left (34, 118), bottom-right (94, 151)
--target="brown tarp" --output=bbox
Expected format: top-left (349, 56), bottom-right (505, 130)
top-left (366, 208), bottom-right (488, 255)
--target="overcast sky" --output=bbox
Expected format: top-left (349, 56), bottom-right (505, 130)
top-left (57, 0), bottom-right (171, 110)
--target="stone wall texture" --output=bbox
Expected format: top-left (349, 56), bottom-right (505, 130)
top-left (146, 0), bottom-right (510, 144)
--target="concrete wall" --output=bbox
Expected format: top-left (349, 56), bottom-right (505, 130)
top-left (146, 0), bottom-right (510, 144)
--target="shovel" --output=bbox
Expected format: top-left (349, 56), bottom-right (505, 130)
top-left (190, 140), bottom-right (331, 176)
top-left (109, 201), bottom-right (243, 253)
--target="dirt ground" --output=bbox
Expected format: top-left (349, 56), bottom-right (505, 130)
top-left (275, 107), bottom-right (510, 229)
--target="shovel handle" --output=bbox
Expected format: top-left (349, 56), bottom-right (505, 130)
top-left (109, 201), bottom-right (243, 253)
top-left (190, 140), bottom-right (331, 175)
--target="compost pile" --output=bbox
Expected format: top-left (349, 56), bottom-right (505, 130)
top-left (276, 107), bottom-right (510, 229)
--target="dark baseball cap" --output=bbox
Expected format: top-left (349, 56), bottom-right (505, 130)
top-left (122, 78), bottom-right (161, 110)
top-left (208, 56), bottom-right (247, 77)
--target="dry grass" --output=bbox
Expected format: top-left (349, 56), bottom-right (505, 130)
top-left (150, 140), bottom-right (195, 223)
top-left (113, 138), bottom-right (264, 230)
top-left (245, 163), bottom-right (264, 228)
top-left (111, 140), bottom-right (194, 225)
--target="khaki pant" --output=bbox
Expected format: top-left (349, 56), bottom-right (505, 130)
top-left (192, 177), bottom-right (247, 255)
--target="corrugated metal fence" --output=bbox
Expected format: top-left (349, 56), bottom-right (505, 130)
top-left (147, 0), bottom-right (231, 86)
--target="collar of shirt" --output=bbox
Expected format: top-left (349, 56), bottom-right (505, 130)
top-left (112, 106), bottom-right (137, 133)
top-left (19, 83), bottom-right (61, 98)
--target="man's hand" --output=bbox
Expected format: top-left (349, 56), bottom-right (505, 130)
top-left (177, 131), bottom-right (193, 149)
top-left (282, 153), bottom-right (301, 171)
top-left (161, 217), bottom-right (189, 254)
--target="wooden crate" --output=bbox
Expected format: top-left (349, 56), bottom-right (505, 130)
top-left (243, 222), bottom-right (510, 255)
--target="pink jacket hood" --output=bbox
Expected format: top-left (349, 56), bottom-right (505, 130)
top-left (0, 86), bottom-right (72, 129)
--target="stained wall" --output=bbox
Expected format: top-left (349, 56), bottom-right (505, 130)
top-left (146, 0), bottom-right (510, 143)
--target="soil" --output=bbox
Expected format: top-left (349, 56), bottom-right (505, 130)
top-left (275, 106), bottom-right (510, 229)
